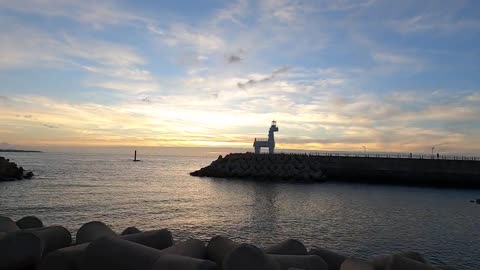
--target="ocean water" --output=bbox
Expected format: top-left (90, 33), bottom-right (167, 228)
top-left (0, 152), bottom-right (479, 269)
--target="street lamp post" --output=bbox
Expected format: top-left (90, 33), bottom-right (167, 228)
top-left (362, 146), bottom-right (366, 155)
top-left (431, 147), bottom-right (435, 159)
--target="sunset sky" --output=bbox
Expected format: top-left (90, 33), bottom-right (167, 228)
top-left (1, 0), bottom-right (479, 154)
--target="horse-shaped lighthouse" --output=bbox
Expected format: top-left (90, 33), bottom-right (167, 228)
top-left (253, 121), bottom-right (279, 154)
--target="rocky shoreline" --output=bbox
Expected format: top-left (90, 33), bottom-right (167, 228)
top-left (0, 156), bottom-right (34, 181)
top-left (0, 215), bottom-right (456, 270)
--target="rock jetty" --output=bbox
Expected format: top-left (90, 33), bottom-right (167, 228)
top-left (0, 156), bottom-right (34, 181)
top-left (191, 153), bottom-right (480, 188)
top-left (191, 153), bottom-right (324, 182)
top-left (0, 215), bottom-right (455, 270)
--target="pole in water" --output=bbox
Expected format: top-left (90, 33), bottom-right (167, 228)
top-left (134, 150), bottom-right (138, 161)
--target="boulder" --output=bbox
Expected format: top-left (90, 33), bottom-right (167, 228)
top-left (309, 247), bottom-right (347, 270)
top-left (265, 239), bottom-right (308, 255)
top-left (16, 216), bottom-right (44, 230)
top-left (76, 221), bottom-right (116, 244)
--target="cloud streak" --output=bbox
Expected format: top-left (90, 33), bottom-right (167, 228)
top-left (237, 67), bottom-right (290, 89)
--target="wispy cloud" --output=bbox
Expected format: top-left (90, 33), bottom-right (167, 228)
top-left (0, 0), bottom-right (149, 28)
top-left (237, 67), bottom-right (290, 89)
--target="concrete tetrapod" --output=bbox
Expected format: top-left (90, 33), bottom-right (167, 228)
top-left (0, 216), bottom-right (20, 233)
top-left (372, 251), bottom-right (427, 270)
top-left (37, 243), bottom-right (88, 270)
top-left (75, 221), bottom-right (116, 244)
top-left (121, 226), bottom-right (141, 235)
top-left (0, 231), bottom-right (43, 270)
top-left (223, 244), bottom-right (280, 270)
top-left (341, 258), bottom-right (375, 270)
top-left (309, 247), bottom-right (347, 270)
top-left (268, 254), bottom-right (328, 270)
top-left (121, 228), bottom-right (173, 250)
top-left (207, 236), bottom-right (279, 270)
top-left (265, 239), bottom-right (308, 255)
top-left (80, 237), bottom-right (216, 270)
top-left (16, 216), bottom-right (44, 230)
top-left (161, 239), bottom-right (207, 259)
top-left (385, 255), bottom-right (438, 270)
top-left (25, 226), bottom-right (72, 256)
top-left (39, 229), bottom-right (173, 270)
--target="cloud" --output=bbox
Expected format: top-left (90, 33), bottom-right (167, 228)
top-left (390, 14), bottom-right (480, 34)
top-left (214, 0), bottom-right (248, 26)
top-left (0, 0), bottom-right (149, 28)
top-left (152, 24), bottom-right (225, 53)
top-left (81, 66), bottom-right (154, 81)
top-left (237, 67), bottom-right (290, 89)
top-left (373, 52), bottom-right (418, 65)
top-left (226, 54), bottom-right (242, 64)
top-left (86, 80), bottom-right (160, 93)
top-left (43, 124), bottom-right (59, 129)
top-left (466, 93), bottom-right (480, 102)
top-left (0, 25), bottom-right (146, 70)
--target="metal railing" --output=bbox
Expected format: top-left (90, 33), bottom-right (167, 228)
top-left (256, 151), bottom-right (480, 161)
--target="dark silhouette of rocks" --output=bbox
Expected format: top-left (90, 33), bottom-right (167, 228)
top-left (191, 153), bottom-right (480, 188)
top-left (191, 153), bottom-right (325, 183)
top-left (0, 156), bottom-right (34, 181)
top-left (0, 215), bottom-right (456, 270)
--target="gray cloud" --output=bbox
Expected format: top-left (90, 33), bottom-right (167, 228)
top-left (141, 97), bottom-right (152, 104)
top-left (237, 66), bottom-right (290, 89)
top-left (43, 124), bottom-right (59, 129)
top-left (23, 114), bottom-right (33, 119)
top-left (226, 54), bottom-right (242, 63)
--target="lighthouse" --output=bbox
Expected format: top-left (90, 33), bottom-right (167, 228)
top-left (253, 121), bottom-right (279, 154)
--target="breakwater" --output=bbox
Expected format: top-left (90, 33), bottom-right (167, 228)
top-left (190, 153), bottom-right (480, 188)
top-left (0, 215), bottom-right (455, 270)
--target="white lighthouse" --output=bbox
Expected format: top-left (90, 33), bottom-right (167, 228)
top-left (253, 121), bottom-right (279, 154)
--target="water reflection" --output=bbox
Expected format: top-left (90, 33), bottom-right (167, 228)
top-left (250, 183), bottom-right (278, 244)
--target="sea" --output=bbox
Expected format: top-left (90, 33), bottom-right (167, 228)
top-left (0, 152), bottom-right (478, 269)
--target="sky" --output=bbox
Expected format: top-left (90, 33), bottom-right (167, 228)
top-left (0, 0), bottom-right (479, 155)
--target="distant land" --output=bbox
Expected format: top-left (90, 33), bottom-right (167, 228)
top-left (0, 149), bottom-right (43, 153)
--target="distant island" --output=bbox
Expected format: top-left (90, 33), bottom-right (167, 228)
top-left (0, 149), bottom-right (43, 153)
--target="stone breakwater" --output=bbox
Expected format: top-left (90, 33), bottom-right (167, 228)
top-left (0, 215), bottom-right (456, 270)
top-left (0, 156), bottom-right (34, 181)
top-left (191, 153), bottom-right (325, 182)
top-left (191, 153), bottom-right (480, 188)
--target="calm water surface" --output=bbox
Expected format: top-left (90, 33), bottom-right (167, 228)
top-left (1, 152), bottom-right (479, 269)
